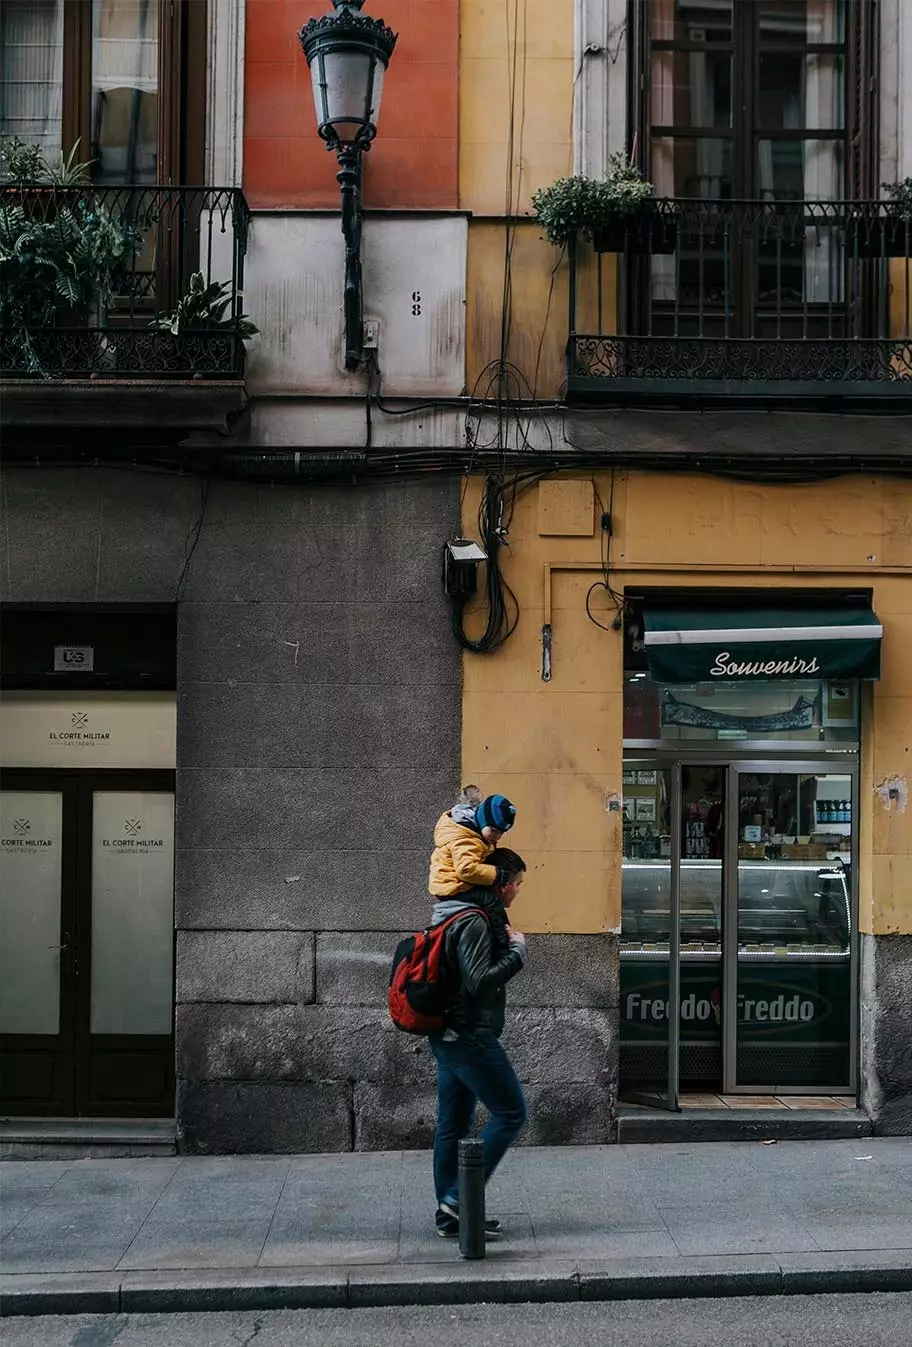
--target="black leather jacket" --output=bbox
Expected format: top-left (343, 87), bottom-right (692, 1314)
top-left (431, 896), bottom-right (526, 1035)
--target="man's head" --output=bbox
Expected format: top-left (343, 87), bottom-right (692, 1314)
top-left (476, 794), bottom-right (517, 844)
top-left (488, 846), bottom-right (526, 909)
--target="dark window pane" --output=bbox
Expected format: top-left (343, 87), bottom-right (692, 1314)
top-left (0, 0), bottom-right (63, 157)
top-left (652, 50), bottom-right (732, 128)
top-left (757, 138), bottom-right (843, 200)
top-left (758, 54), bottom-right (844, 130)
top-left (758, 0), bottom-right (845, 46)
top-left (652, 135), bottom-right (733, 198)
top-left (652, 0), bottom-right (732, 43)
top-left (91, 0), bottom-right (160, 185)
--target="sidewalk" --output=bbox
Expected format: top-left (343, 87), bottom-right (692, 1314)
top-left (3, 1138), bottom-right (912, 1316)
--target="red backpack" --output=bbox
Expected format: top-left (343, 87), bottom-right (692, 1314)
top-left (388, 909), bottom-right (488, 1034)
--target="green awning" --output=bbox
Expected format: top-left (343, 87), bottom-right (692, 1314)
top-left (642, 602), bottom-right (882, 683)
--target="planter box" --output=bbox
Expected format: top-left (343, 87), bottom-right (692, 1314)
top-left (590, 211), bottom-right (677, 256)
top-left (845, 215), bottom-right (912, 258)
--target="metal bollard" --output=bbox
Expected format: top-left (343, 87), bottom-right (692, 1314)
top-left (457, 1137), bottom-right (485, 1260)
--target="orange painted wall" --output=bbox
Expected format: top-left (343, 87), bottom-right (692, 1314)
top-left (244, 0), bottom-right (458, 209)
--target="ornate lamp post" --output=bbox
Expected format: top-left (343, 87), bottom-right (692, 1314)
top-left (299, 1), bottom-right (398, 371)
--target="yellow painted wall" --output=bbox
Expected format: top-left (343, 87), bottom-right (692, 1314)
top-left (461, 472), bottom-right (912, 937)
top-left (465, 227), bottom-right (617, 396)
top-left (459, 0), bottom-right (584, 397)
top-left (459, 0), bottom-right (575, 218)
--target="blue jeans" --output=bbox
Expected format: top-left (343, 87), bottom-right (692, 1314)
top-left (429, 1029), bottom-right (527, 1209)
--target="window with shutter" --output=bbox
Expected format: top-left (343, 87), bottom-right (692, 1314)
top-left (0, 0), bottom-right (205, 187)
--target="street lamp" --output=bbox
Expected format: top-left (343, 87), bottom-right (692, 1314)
top-left (299, 1), bottom-right (398, 371)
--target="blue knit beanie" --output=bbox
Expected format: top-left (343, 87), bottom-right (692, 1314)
top-left (476, 794), bottom-right (516, 833)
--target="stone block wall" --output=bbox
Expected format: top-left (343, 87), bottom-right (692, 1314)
top-left (176, 929), bottom-right (619, 1152)
top-left (861, 934), bottom-right (912, 1135)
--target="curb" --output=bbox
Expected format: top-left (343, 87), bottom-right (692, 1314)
top-left (4, 1252), bottom-right (912, 1317)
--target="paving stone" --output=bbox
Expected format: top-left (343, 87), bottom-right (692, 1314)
top-left (803, 1215), bottom-right (912, 1251)
top-left (118, 1217), bottom-right (276, 1271)
top-left (658, 1203), bottom-right (818, 1256)
top-left (0, 1198), bottom-right (156, 1274)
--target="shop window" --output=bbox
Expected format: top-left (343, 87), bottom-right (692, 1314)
top-left (624, 673), bottom-right (861, 746)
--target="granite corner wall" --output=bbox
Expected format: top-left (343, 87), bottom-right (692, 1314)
top-left (176, 929), bottom-right (619, 1154)
top-left (860, 933), bottom-right (912, 1136)
top-left (173, 476), bottom-right (466, 1153)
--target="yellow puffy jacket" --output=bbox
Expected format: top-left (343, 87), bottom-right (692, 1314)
top-left (428, 811), bottom-right (498, 896)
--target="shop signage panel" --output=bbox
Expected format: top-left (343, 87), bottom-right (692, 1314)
top-left (641, 603), bottom-right (882, 682)
top-left (53, 645), bottom-right (94, 672)
top-left (0, 693), bottom-right (176, 769)
top-left (619, 960), bottom-right (851, 1047)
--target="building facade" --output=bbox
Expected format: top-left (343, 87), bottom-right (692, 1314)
top-left (1, 0), bottom-right (910, 1150)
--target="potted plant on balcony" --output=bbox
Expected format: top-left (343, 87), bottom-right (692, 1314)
top-left (148, 271), bottom-right (258, 376)
top-left (531, 154), bottom-right (675, 254)
top-left (0, 137), bottom-right (137, 375)
top-left (847, 178), bottom-right (912, 258)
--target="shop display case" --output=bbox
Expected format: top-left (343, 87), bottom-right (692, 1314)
top-left (621, 859), bottom-right (851, 957)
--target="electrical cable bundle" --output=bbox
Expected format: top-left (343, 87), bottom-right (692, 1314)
top-left (448, 474), bottom-right (520, 653)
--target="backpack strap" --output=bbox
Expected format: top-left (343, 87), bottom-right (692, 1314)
top-left (427, 906), bottom-right (489, 935)
top-left (429, 907), bottom-right (489, 988)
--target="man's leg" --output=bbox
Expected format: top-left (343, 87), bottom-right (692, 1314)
top-left (429, 1036), bottom-right (476, 1210)
top-left (435, 1030), bottom-right (527, 1190)
top-left (466, 1030), bottom-right (527, 1186)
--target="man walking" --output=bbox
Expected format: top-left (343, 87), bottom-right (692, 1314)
top-left (427, 847), bottom-right (528, 1237)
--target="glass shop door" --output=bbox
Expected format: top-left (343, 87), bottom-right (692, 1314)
top-left (725, 762), bottom-right (857, 1094)
top-left (0, 769), bottom-right (176, 1117)
top-left (619, 761), bottom-right (683, 1110)
top-left (620, 760), bottom-right (729, 1108)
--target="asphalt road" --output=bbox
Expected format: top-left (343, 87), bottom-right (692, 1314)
top-left (4, 1294), bottom-right (912, 1347)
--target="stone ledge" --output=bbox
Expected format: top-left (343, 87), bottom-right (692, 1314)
top-left (7, 1252), bottom-right (912, 1318)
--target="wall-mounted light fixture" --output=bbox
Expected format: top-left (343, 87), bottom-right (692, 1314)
top-left (299, 1), bottom-right (398, 371)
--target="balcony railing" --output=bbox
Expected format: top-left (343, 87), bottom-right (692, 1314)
top-left (567, 199), bottom-right (912, 406)
top-left (0, 185), bottom-right (250, 380)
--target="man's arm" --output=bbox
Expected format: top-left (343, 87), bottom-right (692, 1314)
top-left (455, 912), bottom-right (526, 997)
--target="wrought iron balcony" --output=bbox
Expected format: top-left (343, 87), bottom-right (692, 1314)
top-left (567, 199), bottom-right (912, 408)
top-left (0, 185), bottom-right (250, 381)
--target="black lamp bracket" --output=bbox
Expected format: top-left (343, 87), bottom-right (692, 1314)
top-left (336, 144), bottom-right (365, 371)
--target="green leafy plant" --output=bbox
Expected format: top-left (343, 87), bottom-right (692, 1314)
top-left (1, 135), bottom-right (91, 188)
top-left (531, 154), bottom-right (656, 247)
top-left (882, 177), bottom-right (912, 219)
top-left (149, 271), bottom-right (258, 339)
top-left (0, 137), bottom-right (138, 373)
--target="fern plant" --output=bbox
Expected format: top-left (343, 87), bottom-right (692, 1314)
top-left (150, 271), bottom-right (258, 338)
top-left (0, 137), bottom-right (137, 373)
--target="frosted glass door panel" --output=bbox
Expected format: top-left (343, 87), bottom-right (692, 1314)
top-left (0, 791), bottom-right (63, 1034)
top-left (91, 792), bottom-right (174, 1034)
